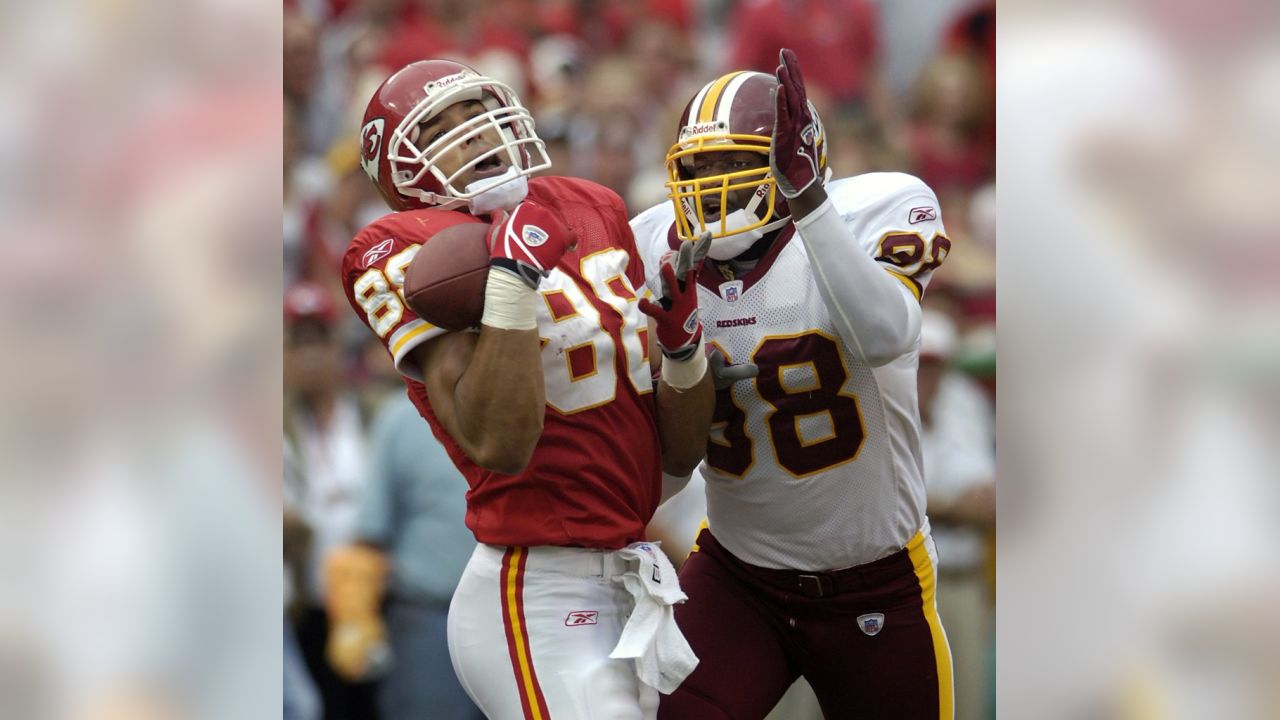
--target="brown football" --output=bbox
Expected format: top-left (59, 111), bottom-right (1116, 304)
top-left (403, 220), bottom-right (491, 331)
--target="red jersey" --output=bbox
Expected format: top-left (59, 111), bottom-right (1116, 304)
top-left (341, 176), bottom-right (660, 549)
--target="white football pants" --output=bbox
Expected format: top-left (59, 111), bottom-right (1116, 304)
top-left (448, 544), bottom-right (660, 720)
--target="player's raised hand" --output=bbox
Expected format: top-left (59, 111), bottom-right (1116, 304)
top-left (639, 232), bottom-right (711, 361)
top-left (666, 230), bottom-right (711, 304)
top-left (488, 200), bottom-right (576, 289)
top-left (769, 48), bottom-right (821, 199)
top-left (707, 346), bottom-right (758, 391)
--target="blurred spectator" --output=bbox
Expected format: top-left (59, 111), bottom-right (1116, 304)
top-left (926, 179), bottom-right (996, 298)
top-left (595, 0), bottom-right (693, 50)
top-left (296, 137), bottom-right (390, 284)
top-left (285, 623), bottom-right (323, 720)
top-left (944, 1), bottom-right (996, 83)
top-left (823, 113), bottom-right (908, 178)
top-left (373, 0), bottom-right (530, 89)
top-left (903, 53), bottom-right (994, 197)
top-left (341, 393), bottom-right (484, 720)
top-left (537, 0), bottom-right (693, 51)
top-left (527, 33), bottom-right (589, 134)
top-left (283, 281), bottom-right (380, 719)
top-left (309, 0), bottom-right (405, 154)
top-left (918, 309), bottom-right (996, 720)
top-left (285, 9), bottom-right (332, 154)
top-left (285, 99), bottom-right (336, 287)
top-left (285, 450), bottom-right (323, 720)
top-left (727, 0), bottom-right (889, 120)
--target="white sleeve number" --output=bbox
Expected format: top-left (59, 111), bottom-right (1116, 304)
top-left (353, 245), bottom-right (420, 338)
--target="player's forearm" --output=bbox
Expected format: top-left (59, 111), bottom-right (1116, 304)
top-left (454, 326), bottom-right (545, 474)
top-left (446, 269), bottom-right (550, 473)
top-left (793, 195), bottom-right (921, 366)
top-left (655, 354), bottom-right (714, 477)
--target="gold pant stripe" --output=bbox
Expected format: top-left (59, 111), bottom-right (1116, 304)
top-left (907, 530), bottom-right (955, 719)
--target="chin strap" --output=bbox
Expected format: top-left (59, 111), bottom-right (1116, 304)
top-left (395, 168), bottom-right (531, 214)
top-left (705, 210), bottom-right (790, 261)
top-left (687, 174), bottom-right (793, 261)
top-left (467, 169), bottom-right (529, 215)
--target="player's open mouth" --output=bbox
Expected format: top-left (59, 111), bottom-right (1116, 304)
top-left (702, 198), bottom-right (722, 223)
top-left (471, 154), bottom-right (506, 178)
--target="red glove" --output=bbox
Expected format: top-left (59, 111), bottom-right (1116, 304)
top-left (488, 200), bottom-right (576, 289)
top-left (638, 232), bottom-right (710, 362)
top-left (770, 48), bottom-right (822, 199)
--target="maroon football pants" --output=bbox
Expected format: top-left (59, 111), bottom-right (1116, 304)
top-left (659, 528), bottom-right (953, 720)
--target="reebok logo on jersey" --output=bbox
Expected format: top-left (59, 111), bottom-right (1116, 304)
top-left (857, 613), bottom-right (885, 636)
top-left (716, 317), bottom-right (757, 328)
top-left (362, 238), bottom-right (395, 267)
top-left (565, 611), bottom-right (599, 626)
top-left (909, 207), bottom-right (936, 224)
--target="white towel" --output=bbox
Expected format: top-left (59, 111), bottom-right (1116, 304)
top-left (608, 542), bottom-right (699, 694)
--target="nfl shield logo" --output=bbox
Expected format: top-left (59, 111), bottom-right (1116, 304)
top-left (857, 613), bottom-right (885, 636)
top-left (522, 224), bottom-right (549, 247)
top-left (719, 280), bottom-right (743, 303)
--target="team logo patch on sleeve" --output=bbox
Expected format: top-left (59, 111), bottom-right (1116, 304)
top-left (909, 207), bottom-right (936, 224)
top-left (857, 613), bottom-right (885, 636)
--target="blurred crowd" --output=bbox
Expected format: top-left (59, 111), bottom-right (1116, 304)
top-left (283, 0), bottom-right (996, 718)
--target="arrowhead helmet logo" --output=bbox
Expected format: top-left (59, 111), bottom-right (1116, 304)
top-left (360, 118), bottom-right (385, 181)
top-left (857, 613), bottom-right (885, 636)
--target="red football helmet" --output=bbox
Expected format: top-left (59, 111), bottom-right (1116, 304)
top-left (666, 70), bottom-right (828, 244)
top-left (360, 60), bottom-right (551, 212)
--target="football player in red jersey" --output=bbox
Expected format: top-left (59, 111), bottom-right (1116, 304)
top-left (340, 59), bottom-right (714, 719)
top-left (631, 50), bottom-right (955, 719)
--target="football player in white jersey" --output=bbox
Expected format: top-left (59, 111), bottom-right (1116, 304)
top-left (631, 50), bottom-right (955, 719)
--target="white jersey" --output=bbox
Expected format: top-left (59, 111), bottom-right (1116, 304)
top-left (632, 173), bottom-right (949, 571)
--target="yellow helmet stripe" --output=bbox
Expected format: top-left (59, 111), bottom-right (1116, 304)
top-left (714, 72), bottom-right (756, 124)
top-left (698, 71), bottom-right (747, 123)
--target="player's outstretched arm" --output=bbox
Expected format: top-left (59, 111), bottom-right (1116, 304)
top-left (640, 235), bottom-right (715, 477)
top-left (771, 48), bottom-right (922, 366)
